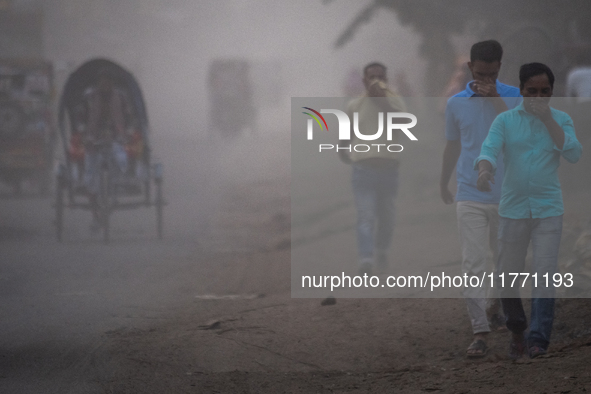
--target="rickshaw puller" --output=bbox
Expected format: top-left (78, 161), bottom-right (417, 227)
top-left (83, 70), bottom-right (131, 232)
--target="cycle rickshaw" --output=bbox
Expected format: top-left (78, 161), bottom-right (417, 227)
top-left (55, 58), bottom-right (163, 243)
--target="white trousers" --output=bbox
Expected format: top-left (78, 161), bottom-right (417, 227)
top-left (456, 201), bottom-right (500, 334)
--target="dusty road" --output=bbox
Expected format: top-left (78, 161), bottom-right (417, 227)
top-left (1, 130), bottom-right (591, 393)
top-left (0, 131), bottom-right (284, 393)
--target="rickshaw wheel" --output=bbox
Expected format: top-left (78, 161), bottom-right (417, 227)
top-left (155, 178), bottom-right (163, 240)
top-left (55, 178), bottom-right (64, 242)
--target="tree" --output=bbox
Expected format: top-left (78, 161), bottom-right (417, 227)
top-left (329, 0), bottom-right (591, 94)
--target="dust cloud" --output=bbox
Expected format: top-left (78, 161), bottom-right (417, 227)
top-left (41, 0), bottom-right (423, 136)
top-left (2, 1), bottom-right (591, 392)
top-left (0, 0), bottom-right (424, 339)
top-left (38, 0), bottom-right (424, 248)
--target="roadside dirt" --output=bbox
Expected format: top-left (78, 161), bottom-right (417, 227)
top-left (100, 167), bottom-right (591, 394)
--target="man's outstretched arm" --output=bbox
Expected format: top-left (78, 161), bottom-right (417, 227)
top-left (476, 160), bottom-right (495, 192)
top-left (474, 114), bottom-right (506, 192)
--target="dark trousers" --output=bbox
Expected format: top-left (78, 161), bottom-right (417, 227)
top-left (497, 215), bottom-right (562, 349)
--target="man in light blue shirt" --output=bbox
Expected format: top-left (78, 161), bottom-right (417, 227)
top-left (476, 63), bottom-right (582, 359)
top-left (440, 40), bottom-right (521, 358)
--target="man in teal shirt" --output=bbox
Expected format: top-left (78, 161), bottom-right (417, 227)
top-left (475, 63), bottom-right (582, 359)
